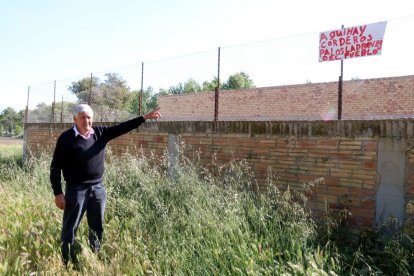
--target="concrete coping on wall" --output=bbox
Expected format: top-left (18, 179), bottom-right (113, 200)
top-left (26, 119), bottom-right (414, 138)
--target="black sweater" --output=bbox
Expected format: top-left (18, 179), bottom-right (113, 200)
top-left (50, 116), bottom-right (145, 196)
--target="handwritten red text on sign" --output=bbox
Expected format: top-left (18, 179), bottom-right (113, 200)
top-left (319, 21), bottom-right (387, 62)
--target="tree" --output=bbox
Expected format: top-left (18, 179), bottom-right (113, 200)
top-left (24, 101), bottom-right (77, 124)
top-left (129, 87), bottom-right (158, 115)
top-left (222, 71), bottom-right (255, 90)
top-left (0, 107), bottom-right (24, 136)
top-left (69, 73), bottom-right (131, 110)
top-left (52, 101), bottom-right (77, 123)
top-left (183, 78), bottom-right (202, 93)
top-left (167, 78), bottom-right (203, 94)
top-left (158, 88), bottom-right (171, 96)
top-left (28, 103), bottom-right (52, 123)
top-left (99, 73), bottom-right (131, 110)
top-left (168, 83), bottom-right (184, 95)
top-left (68, 76), bottom-right (100, 103)
top-left (202, 77), bottom-right (219, 92)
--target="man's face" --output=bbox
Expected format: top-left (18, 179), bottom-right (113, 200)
top-left (74, 111), bottom-right (93, 134)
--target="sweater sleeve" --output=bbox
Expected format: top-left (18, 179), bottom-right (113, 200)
top-left (102, 116), bottom-right (146, 142)
top-left (50, 135), bottom-right (64, 195)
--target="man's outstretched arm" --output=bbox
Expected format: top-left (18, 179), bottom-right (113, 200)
top-left (143, 107), bottom-right (162, 120)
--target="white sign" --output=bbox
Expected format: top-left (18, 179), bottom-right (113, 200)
top-left (319, 21), bottom-right (387, 62)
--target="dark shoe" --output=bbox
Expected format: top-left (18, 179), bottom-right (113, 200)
top-left (61, 241), bottom-right (82, 268)
top-left (61, 242), bottom-right (70, 267)
top-left (89, 231), bottom-right (101, 253)
top-left (71, 241), bottom-right (82, 264)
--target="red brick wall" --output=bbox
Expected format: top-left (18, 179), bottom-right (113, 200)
top-left (179, 131), bottom-right (377, 227)
top-left (24, 120), bottom-right (413, 229)
top-left (158, 75), bottom-right (414, 121)
top-left (24, 123), bottom-right (168, 157)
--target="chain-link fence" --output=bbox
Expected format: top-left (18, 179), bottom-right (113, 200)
top-left (26, 15), bottom-right (414, 123)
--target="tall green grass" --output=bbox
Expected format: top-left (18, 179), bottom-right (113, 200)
top-left (0, 143), bottom-right (23, 165)
top-left (0, 147), bottom-right (413, 275)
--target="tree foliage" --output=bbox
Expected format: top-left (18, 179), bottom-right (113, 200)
top-left (222, 71), bottom-right (255, 90)
top-left (129, 87), bottom-right (158, 115)
top-left (68, 76), bottom-right (100, 103)
top-left (69, 73), bottom-right (131, 110)
top-left (98, 73), bottom-right (131, 110)
top-left (23, 101), bottom-right (77, 124)
top-left (166, 78), bottom-right (202, 95)
top-left (0, 107), bottom-right (24, 136)
top-left (162, 71), bottom-right (254, 95)
top-left (202, 77), bottom-right (219, 92)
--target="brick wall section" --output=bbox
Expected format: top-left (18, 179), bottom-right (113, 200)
top-left (25, 120), bottom-right (414, 229)
top-left (24, 123), bottom-right (169, 157)
top-left (25, 128), bottom-right (59, 154)
top-left (344, 76), bottom-right (414, 119)
top-left (158, 75), bottom-right (414, 121)
top-left (179, 130), bottom-right (378, 227)
top-left (108, 131), bottom-right (168, 156)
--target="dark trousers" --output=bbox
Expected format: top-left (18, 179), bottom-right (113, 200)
top-left (61, 182), bottom-right (106, 264)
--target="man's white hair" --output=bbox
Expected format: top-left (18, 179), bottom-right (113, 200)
top-left (73, 104), bottom-right (94, 117)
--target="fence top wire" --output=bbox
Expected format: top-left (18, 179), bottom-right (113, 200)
top-left (26, 14), bottom-right (414, 123)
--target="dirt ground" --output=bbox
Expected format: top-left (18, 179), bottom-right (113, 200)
top-left (0, 136), bottom-right (23, 145)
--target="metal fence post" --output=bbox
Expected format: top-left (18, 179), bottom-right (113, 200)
top-left (60, 96), bottom-right (64, 123)
top-left (338, 25), bottom-right (344, 120)
top-left (140, 62), bottom-right (144, 116)
top-left (25, 86), bottom-right (30, 125)
top-left (23, 86), bottom-right (30, 162)
top-left (51, 80), bottom-right (56, 124)
top-left (88, 73), bottom-right (93, 105)
top-left (214, 47), bottom-right (220, 121)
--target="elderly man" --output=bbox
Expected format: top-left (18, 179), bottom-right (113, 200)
top-left (50, 104), bottom-right (161, 266)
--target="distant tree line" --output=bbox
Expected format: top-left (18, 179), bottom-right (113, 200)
top-left (2, 71), bottom-right (255, 129)
top-left (0, 107), bottom-right (24, 137)
top-left (68, 71), bottom-right (255, 115)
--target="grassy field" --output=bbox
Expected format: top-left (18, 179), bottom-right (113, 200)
top-left (0, 142), bottom-right (413, 275)
top-left (0, 137), bottom-right (23, 161)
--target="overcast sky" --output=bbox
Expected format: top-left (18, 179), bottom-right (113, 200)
top-left (1, 0), bottom-right (413, 111)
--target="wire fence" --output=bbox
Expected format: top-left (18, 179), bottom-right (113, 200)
top-left (26, 15), bottom-right (414, 123)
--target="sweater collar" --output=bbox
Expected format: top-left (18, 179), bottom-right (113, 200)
top-left (73, 126), bottom-right (95, 139)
